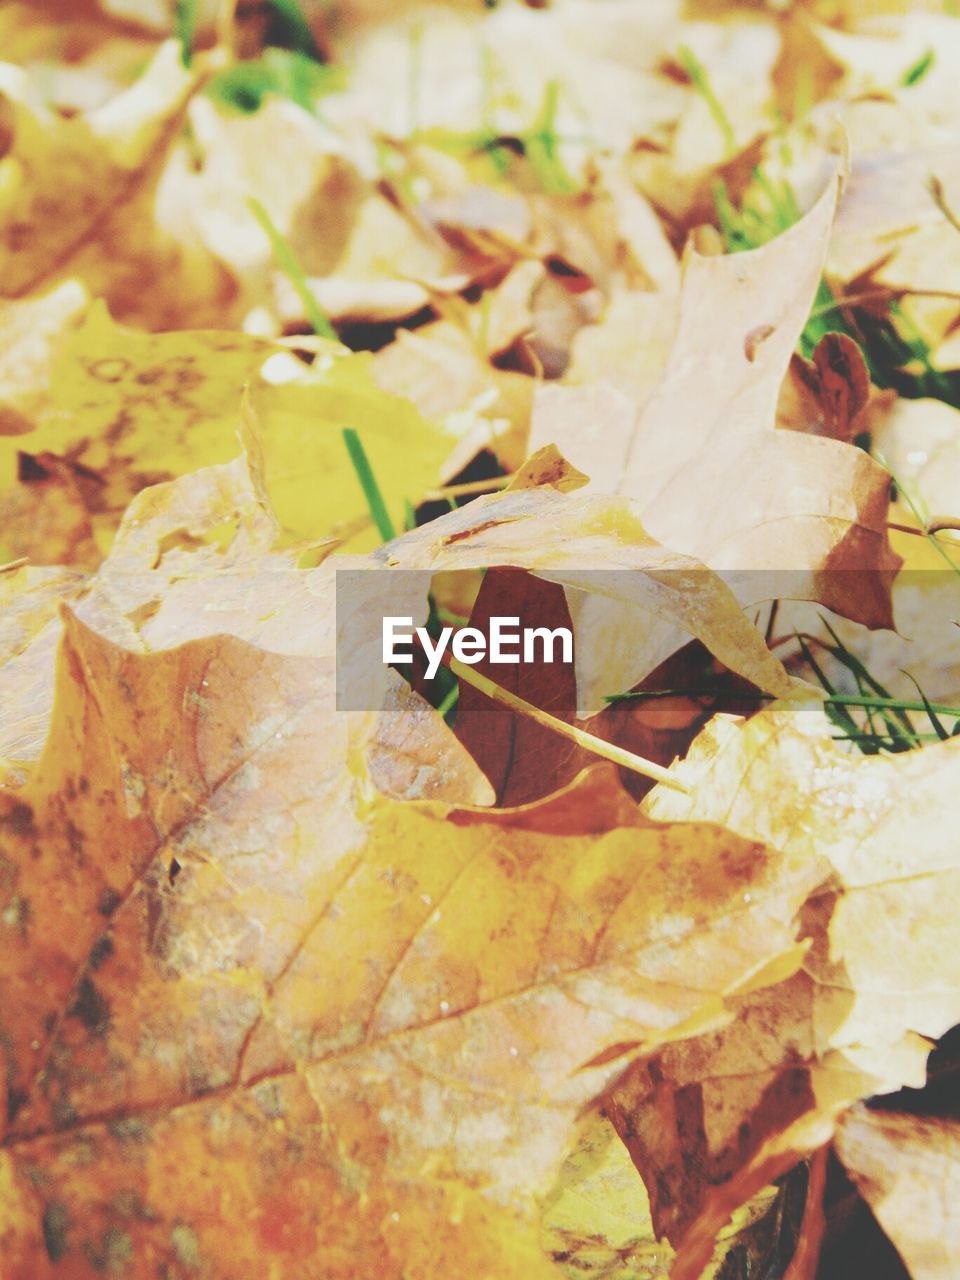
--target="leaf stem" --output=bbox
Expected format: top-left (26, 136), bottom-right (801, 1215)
top-left (422, 476), bottom-right (513, 500)
top-left (449, 659), bottom-right (689, 792)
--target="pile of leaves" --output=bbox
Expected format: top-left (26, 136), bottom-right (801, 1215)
top-left (1, 1), bottom-right (959, 1277)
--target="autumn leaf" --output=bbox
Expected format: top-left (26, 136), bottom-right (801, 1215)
top-left (529, 176), bottom-right (902, 706)
top-left (619, 703), bottom-right (960, 1278)
top-left (3, 2), bottom-right (960, 1275)
top-left (0, 41), bottom-right (198, 303)
top-left (0, 305), bottom-right (466, 561)
top-left (0, 526), bottom-right (827, 1277)
top-left (835, 1107), bottom-right (960, 1280)
top-left (379, 480), bottom-right (798, 709)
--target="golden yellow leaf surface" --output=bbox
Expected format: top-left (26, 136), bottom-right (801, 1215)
top-left (3, 2), bottom-right (960, 1276)
top-left (0, 503), bottom-right (827, 1277)
top-left (0, 41), bottom-right (197, 300)
top-left (0, 306), bottom-right (461, 562)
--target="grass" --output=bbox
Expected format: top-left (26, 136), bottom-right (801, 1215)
top-left (607, 610), bottom-right (960, 755)
top-left (207, 49), bottom-right (342, 114)
top-left (419, 79), bottom-right (582, 194)
top-left (678, 44), bottom-right (736, 159)
top-left (174, 0), bottom-right (199, 66)
top-left (246, 198), bottom-right (337, 340)
top-left (902, 48), bottom-right (935, 87)
top-left (266, 0), bottom-right (320, 58)
top-left (341, 428), bottom-right (397, 543)
top-left (712, 167), bottom-right (960, 406)
top-left (607, 682), bottom-right (960, 754)
top-left (524, 81), bottom-right (580, 195)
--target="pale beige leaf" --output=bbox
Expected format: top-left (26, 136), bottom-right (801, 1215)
top-left (836, 1107), bottom-right (960, 1280)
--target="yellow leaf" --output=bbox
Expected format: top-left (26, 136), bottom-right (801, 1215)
top-left (0, 304), bottom-right (459, 561)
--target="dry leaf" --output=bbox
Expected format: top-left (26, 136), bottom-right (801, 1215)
top-left (626, 703), bottom-right (960, 1278)
top-left (3, 4), bottom-right (959, 1276)
top-left (0, 41), bottom-right (199, 305)
top-left (528, 177), bottom-right (900, 706)
top-left (0, 541), bottom-right (826, 1278)
top-left (0, 306), bottom-right (464, 561)
top-left (835, 1107), bottom-right (960, 1280)
top-left (379, 482), bottom-right (797, 706)
top-left (532, 178), bottom-right (899, 604)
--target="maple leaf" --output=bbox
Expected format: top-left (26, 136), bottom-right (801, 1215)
top-left (0, 306), bottom-right (466, 562)
top-left (529, 176), bottom-right (902, 709)
top-left (379, 479), bottom-right (798, 708)
top-left (614, 703), bottom-right (960, 1278)
top-left (3, 3), bottom-right (959, 1275)
top-left (0, 452), bottom-right (831, 1277)
top-left (835, 1106), bottom-right (960, 1280)
top-left (0, 41), bottom-right (199, 307)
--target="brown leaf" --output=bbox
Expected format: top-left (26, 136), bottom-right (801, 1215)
top-left (782, 332), bottom-right (872, 442)
top-left (0, 611), bottom-right (825, 1277)
top-left (620, 703), bottom-right (960, 1278)
top-left (835, 1107), bottom-right (960, 1280)
top-left (378, 482), bottom-right (797, 710)
top-left (454, 568), bottom-right (583, 805)
top-left (528, 177), bottom-right (902, 705)
top-left (0, 42), bottom-right (198, 304)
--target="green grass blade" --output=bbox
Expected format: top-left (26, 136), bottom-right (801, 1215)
top-left (712, 179), bottom-right (745, 251)
top-left (524, 81), bottom-right (579, 194)
top-left (902, 48), bottom-right (935, 86)
top-left (818, 618), bottom-right (914, 741)
top-left (678, 44), bottom-right (736, 159)
top-left (175, 0), bottom-right (199, 66)
top-left (206, 49), bottom-right (342, 114)
top-left (794, 632), bottom-right (867, 744)
top-left (341, 428), bottom-right (397, 543)
top-left (436, 683), bottom-right (460, 723)
top-left (900, 670), bottom-right (951, 740)
top-left (246, 197), bottom-right (336, 340)
top-left (268, 0), bottom-right (319, 58)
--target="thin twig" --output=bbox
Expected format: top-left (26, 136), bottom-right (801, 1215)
top-left (422, 476), bottom-right (514, 501)
top-left (448, 657), bottom-right (689, 792)
top-left (809, 285), bottom-right (960, 318)
top-left (887, 519), bottom-right (960, 541)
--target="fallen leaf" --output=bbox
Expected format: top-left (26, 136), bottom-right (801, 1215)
top-left (835, 1106), bottom-right (960, 1280)
top-left (378, 482), bottom-right (798, 708)
top-left (454, 568), bottom-right (582, 805)
top-left (528, 176), bottom-right (901, 706)
top-left (623, 703), bottom-right (960, 1278)
top-left (0, 305), bottom-right (463, 561)
top-left (0, 283), bottom-right (90, 436)
top-left (781, 331), bottom-right (873, 442)
top-left (0, 581), bottom-right (825, 1278)
top-left (0, 41), bottom-right (199, 304)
